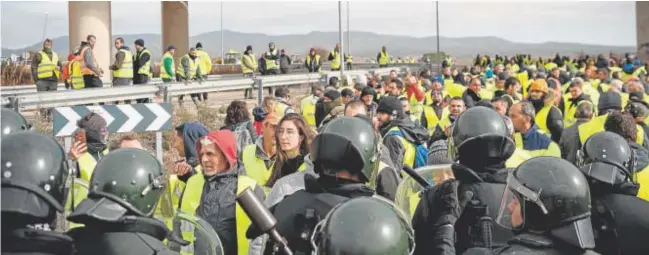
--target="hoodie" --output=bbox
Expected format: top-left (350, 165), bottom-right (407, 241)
top-left (193, 130), bottom-right (265, 255)
top-left (380, 117), bottom-right (430, 170)
top-left (176, 122), bottom-right (209, 182)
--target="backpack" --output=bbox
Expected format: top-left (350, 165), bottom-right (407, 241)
top-left (386, 129), bottom-right (429, 169)
top-left (233, 121), bottom-right (254, 158)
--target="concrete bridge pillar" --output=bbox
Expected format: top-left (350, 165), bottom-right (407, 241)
top-left (637, 2), bottom-right (649, 62)
top-left (162, 1), bottom-right (189, 63)
top-left (69, 1), bottom-right (112, 83)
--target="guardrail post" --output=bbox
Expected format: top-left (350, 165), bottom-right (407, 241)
top-left (6, 96), bottom-right (20, 112)
top-left (320, 74), bottom-right (328, 86)
top-left (255, 78), bottom-right (263, 107)
top-left (157, 84), bottom-right (170, 103)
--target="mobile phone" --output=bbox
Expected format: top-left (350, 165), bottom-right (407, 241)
top-left (75, 129), bottom-right (86, 144)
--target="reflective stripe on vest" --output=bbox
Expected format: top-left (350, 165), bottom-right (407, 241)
top-left (241, 54), bottom-right (256, 74)
top-left (37, 51), bottom-right (60, 79)
top-left (330, 51), bottom-right (341, 69)
top-left (505, 148), bottom-right (532, 168)
top-left (306, 55), bottom-right (321, 72)
top-left (113, 49), bottom-right (133, 78)
top-left (77, 149), bottom-right (109, 181)
top-left (369, 161), bottom-right (390, 189)
top-left (137, 49), bottom-right (152, 76)
top-left (68, 60), bottom-right (85, 89)
top-left (179, 174), bottom-right (257, 255)
top-left (387, 126), bottom-right (416, 168)
top-left (513, 130), bottom-right (560, 157)
top-left (176, 55), bottom-right (197, 79)
top-left (241, 144), bottom-right (273, 188)
top-left (265, 49), bottom-right (279, 70)
top-left (578, 114), bottom-right (645, 146)
top-left (160, 52), bottom-right (175, 79)
top-left (300, 96), bottom-right (317, 127)
top-left (563, 96), bottom-right (588, 128)
top-left (65, 178), bottom-right (89, 229)
top-left (378, 51), bottom-right (389, 66)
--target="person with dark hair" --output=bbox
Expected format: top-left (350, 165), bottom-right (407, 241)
top-left (109, 37), bottom-right (133, 104)
top-left (79, 35), bottom-right (104, 89)
top-left (319, 90), bottom-right (345, 128)
top-left (604, 111), bottom-right (649, 201)
top-left (305, 48), bottom-right (321, 72)
top-left (491, 96), bottom-right (509, 116)
top-left (360, 86), bottom-right (378, 117)
top-left (266, 113), bottom-right (314, 188)
top-left (32, 38), bottom-right (62, 92)
top-left (462, 77), bottom-right (483, 108)
top-left (625, 95), bottom-right (649, 138)
top-left (376, 96), bottom-right (429, 169)
top-left (559, 100), bottom-right (595, 164)
top-left (221, 100), bottom-right (258, 141)
top-left (176, 48), bottom-right (204, 107)
top-left (503, 76), bottom-right (522, 102)
top-left (171, 122), bottom-right (209, 182)
top-left (526, 79), bottom-right (564, 142)
top-left (427, 96), bottom-right (465, 144)
top-left (68, 112), bottom-right (109, 181)
top-left (274, 87), bottom-right (295, 118)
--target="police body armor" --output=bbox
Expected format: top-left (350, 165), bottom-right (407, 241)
top-left (591, 193), bottom-right (649, 255)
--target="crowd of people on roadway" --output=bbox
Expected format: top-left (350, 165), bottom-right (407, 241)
top-left (8, 43), bottom-right (649, 255)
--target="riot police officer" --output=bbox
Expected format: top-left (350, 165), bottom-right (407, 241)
top-left (2, 131), bottom-right (74, 255)
top-left (1, 108), bottom-right (30, 137)
top-left (66, 148), bottom-right (180, 255)
top-left (428, 157), bottom-right (599, 254)
top-left (247, 116), bottom-right (380, 254)
top-left (577, 131), bottom-right (649, 255)
top-left (413, 106), bottom-right (517, 254)
top-left (311, 196), bottom-right (415, 254)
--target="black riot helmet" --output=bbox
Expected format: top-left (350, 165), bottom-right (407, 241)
top-left (577, 131), bottom-right (635, 185)
top-left (448, 106), bottom-right (515, 164)
top-left (310, 116), bottom-right (380, 183)
top-left (67, 148), bottom-right (165, 223)
top-left (311, 196), bottom-right (414, 255)
top-left (1, 108), bottom-right (30, 137)
top-left (497, 157), bottom-right (595, 249)
top-left (1, 132), bottom-right (70, 223)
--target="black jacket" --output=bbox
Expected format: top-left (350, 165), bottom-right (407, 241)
top-left (380, 117), bottom-right (430, 170)
top-left (462, 89), bottom-right (481, 108)
top-left (462, 233), bottom-right (600, 255)
top-left (559, 118), bottom-right (590, 164)
top-left (247, 174), bottom-right (375, 254)
top-left (67, 217), bottom-right (180, 255)
top-left (413, 163), bottom-right (514, 255)
top-left (591, 192), bottom-right (649, 255)
top-left (531, 101), bottom-right (564, 143)
top-left (314, 98), bottom-right (327, 127)
top-left (2, 228), bottom-right (74, 255)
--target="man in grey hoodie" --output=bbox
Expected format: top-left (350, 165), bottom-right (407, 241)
top-left (81, 35), bottom-right (104, 89)
top-left (279, 49), bottom-right (292, 74)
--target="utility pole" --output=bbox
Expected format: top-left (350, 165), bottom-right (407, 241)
top-left (338, 1), bottom-right (345, 77)
top-left (221, 1), bottom-right (224, 64)
top-left (435, 1), bottom-right (441, 74)
top-left (346, 1), bottom-right (350, 56)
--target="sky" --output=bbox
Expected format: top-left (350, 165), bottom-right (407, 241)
top-left (0, 1), bottom-right (638, 49)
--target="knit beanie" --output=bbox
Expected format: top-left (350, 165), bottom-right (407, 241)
top-left (376, 96), bottom-right (403, 116)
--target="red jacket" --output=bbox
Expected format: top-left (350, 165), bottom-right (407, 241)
top-left (405, 82), bottom-right (424, 102)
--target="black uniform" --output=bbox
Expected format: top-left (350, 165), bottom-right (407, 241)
top-left (413, 107), bottom-right (516, 254)
top-left (68, 217), bottom-right (178, 255)
top-left (2, 132), bottom-right (74, 255)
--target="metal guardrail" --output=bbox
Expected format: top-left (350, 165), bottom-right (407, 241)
top-left (1, 62), bottom-right (428, 96)
top-left (6, 67), bottom-right (403, 111)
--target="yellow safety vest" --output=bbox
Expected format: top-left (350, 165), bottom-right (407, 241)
top-left (241, 144), bottom-right (274, 187)
top-left (403, 91), bottom-right (424, 124)
top-left (345, 54), bottom-right (353, 63)
top-left (422, 106), bottom-right (450, 135)
top-left (136, 49), bottom-right (152, 77)
top-left (180, 174), bottom-right (257, 255)
top-left (265, 49), bottom-right (279, 70)
top-left (578, 114), bottom-right (645, 145)
top-left (176, 55), bottom-right (197, 79)
top-left (424, 90), bottom-right (449, 105)
top-left (368, 161), bottom-right (391, 189)
top-left (445, 83), bottom-right (467, 99)
top-left (37, 51), bottom-right (60, 79)
top-left (68, 59), bottom-right (85, 89)
top-left (300, 96), bottom-right (317, 127)
top-left (387, 126), bottom-right (416, 168)
top-left (378, 51), bottom-right (389, 66)
top-left (563, 96), bottom-right (590, 128)
top-left (160, 52), bottom-right (175, 79)
top-left (65, 178), bottom-right (89, 229)
top-left (505, 148), bottom-right (532, 168)
top-left (196, 49), bottom-right (212, 76)
top-left (306, 55), bottom-right (321, 72)
top-left (330, 50), bottom-right (341, 69)
top-left (513, 130), bottom-right (561, 158)
top-left (275, 101), bottom-right (290, 119)
top-left (113, 49), bottom-right (133, 79)
top-left (241, 54), bottom-right (257, 74)
top-left (535, 104), bottom-right (558, 135)
top-left (154, 174), bottom-right (182, 231)
top-left (77, 149), bottom-right (109, 181)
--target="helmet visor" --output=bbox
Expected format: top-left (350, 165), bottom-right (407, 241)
top-left (496, 170), bottom-right (549, 230)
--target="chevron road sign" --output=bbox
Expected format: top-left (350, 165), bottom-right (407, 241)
top-left (53, 103), bottom-right (172, 137)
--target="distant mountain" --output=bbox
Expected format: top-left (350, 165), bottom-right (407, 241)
top-left (1, 30), bottom-right (636, 61)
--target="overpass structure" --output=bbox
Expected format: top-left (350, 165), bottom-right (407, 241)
top-left (68, 1), bottom-right (191, 83)
top-left (638, 2), bottom-right (649, 62)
